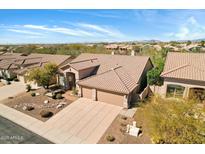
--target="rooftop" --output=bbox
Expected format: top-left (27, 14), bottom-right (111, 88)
top-left (74, 53), bottom-right (152, 94)
top-left (161, 52), bottom-right (205, 82)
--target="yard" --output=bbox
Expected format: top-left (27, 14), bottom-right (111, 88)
top-left (98, 109), bottom-right (151, 144)
top-left (98, 95), bottom-right (205, 144)
top-left (2, 88), bottom-right (78, 122)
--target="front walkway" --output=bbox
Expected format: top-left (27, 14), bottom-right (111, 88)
top-left (0, 98), bottom-right (122, 144)
top-left (0, 82), bottom-right (25, 102)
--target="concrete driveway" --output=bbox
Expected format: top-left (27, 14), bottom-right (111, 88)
top-left (0, 82), bottom-right (25, 102)
top-left (0, 98), bottom-right (122, 144)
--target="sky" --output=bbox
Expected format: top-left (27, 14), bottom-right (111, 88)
top-left (1, 9), bottom-right (205, 44)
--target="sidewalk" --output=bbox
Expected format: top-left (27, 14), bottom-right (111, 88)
top-left (0, 82), bottom-right (25, 102)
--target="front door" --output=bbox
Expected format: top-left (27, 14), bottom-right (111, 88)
top-left (66, 72), bottom-right (76, 90)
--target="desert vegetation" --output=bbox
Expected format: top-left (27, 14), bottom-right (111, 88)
top-left (137, 95), bottom-right (205, 144)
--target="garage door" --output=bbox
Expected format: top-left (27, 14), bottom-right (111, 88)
top-left (97, 90), bottom-right (124, 107)
top-left (82, 87), bottom-right (92, 99)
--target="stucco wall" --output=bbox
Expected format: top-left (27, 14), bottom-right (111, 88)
top-left (82, 87), bottom-right (92, 99)
top-left (161, 77), bottom-right (205, 98)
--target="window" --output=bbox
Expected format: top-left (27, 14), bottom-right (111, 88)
top-left (167, 84), bottom-right (185, 98)
top-left (189, 88), bottom-right (205, 101)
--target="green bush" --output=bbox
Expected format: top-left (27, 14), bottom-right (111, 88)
top-left (31, 92), bottom-right (36, 97)
top-left (26, 84), bottom-right (31, 92)
top-left (13, 78), bottom-right (19, 82)
top-left (72, 87), bottom-right (78, 95)
top-left (52, 93), bottom-right (56, 99)
top-left (142, 95), bottom-right (205, 144)
top-left (56, 93), bottom-right (63, 99)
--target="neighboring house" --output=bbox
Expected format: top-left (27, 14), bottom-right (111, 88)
top-left (105, 44), bottom-right (119, 50)
top-left (0, 52), bottom-right (72, 88)
top-left (160, 52), bottom-right (205, 100)
top-left (60, 53), bottom-right (153, 108)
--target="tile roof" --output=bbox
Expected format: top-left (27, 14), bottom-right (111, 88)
top-left (0, 53), bottom-right (71, 74)
top-left (78, 66), bottom-right (138, 94)
top-left (71, 53), bottom-right (150, 83)
top-left (74, 53), bottom-right (151, 94)
top-left (69, 58), bottom-right (100, 70)
top-left (161, 52), bottom-right (205, 82)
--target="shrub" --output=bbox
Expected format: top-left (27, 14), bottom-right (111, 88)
top-left (142, 95), bottom-right (205, 144)
top-left (6, 81), bottom-right (11, 85)
top-left (72, 87), bottom-right (78, 95)
top-left (120, 122), bottom-right (127, 127)
top-left (52, 93), bottom-right (56, 99)
top-left (13, 78), bottom-right (19, 82)
top-left (120, 127), bottom-right (126, 134)
top-left (56, 93), bottom-right (63, 99)
top-left (121, 116), bottom-right (127, 120)
top-left (40, 110), bottom-right (53, 118)
top-left (26, 84), bottom-right (31, 92)
top-left (106, 135), bottom-right (115, 142)
top-left (31, 92), bottom-right (36, 97)
top-left (26, 106), bottom-right (34, 111)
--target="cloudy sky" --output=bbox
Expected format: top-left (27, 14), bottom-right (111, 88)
top-left (1, 9), bottom-right (205, 44)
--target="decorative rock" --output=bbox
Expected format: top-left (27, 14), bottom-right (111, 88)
top-left (56, 104), bottom-right (63, 109)
top-left (22, 106), bottom-right (27, 111)
top-left (59, 102), bottom-right (66, 106)
top-left (44, 100), bottom-right (49, 104)
top-left (45, 92), bottom-right (53, 97)
top-left (14, 105), bottom-right (18, 108)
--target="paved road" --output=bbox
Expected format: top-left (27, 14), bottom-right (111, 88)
top-left (0, 82), bottom-right (25, 102)
top-left (0, 116), bottom-right (52, 144)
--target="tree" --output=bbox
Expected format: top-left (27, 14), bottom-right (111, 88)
top-left (142, 96), bottom-right (205, 144)
top-left (147, 68), bottom-right (163, 86)
top-left (147, 49), bottom-right (168, 86)
top-left (27, 63), bottom-right (58, 89)
top-left (186, 40), bottom-right (192, 46)
top-left (200, 40), bottom-right (205, 47)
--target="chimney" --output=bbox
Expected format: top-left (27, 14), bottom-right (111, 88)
top-left (131, 50), bottom-right (135, 56)
top-left (111, 51), bottom-right (115, 55)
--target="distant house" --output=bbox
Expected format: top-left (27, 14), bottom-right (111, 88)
top-left (118, 45), bottom-right (133, 51)
top-left (105, 44), bottom-right (119, 50)
top-left (160, 52), bottom-right (205, 100)
top-left (0, 53), bottom-right (72, 88)
top-left (60, 53), bottom-right (153, 108)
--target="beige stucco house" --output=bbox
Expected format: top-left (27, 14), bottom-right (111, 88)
top-left (160, 52), bottom-right (205, 100)
top-left (0, 52), bottom-right (72, 88)
top-left (60, 53), bottom-right (153, 108)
